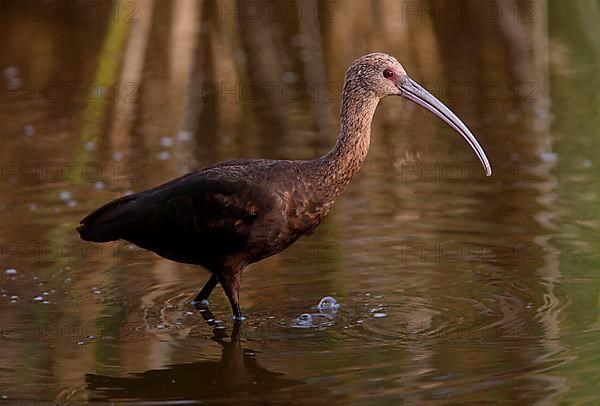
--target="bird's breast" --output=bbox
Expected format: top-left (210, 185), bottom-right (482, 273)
top-left (285, 193), bottom-right (332, 236)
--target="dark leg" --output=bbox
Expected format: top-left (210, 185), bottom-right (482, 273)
top-left (216, 271), bottom-right (244, 321)
top-left (192, 274), bottom-right (218, 305)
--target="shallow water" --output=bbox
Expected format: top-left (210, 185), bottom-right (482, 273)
top-left (1, 0), bottom-right (600, 404)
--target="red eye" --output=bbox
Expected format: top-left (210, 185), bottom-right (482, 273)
top-left (383, 69), bottom-right (395, 78)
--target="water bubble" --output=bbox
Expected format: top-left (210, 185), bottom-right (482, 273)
top-left (160, 136), bottom-right (174, 147)
top-left (84, 141), bottom-right (96, 151)
top-left (540, 152), bottom-right (558, 162)
top-left (282, 71), bottom-right (297, 83)
top-left (33, 296), bottom-right (43, 301)
top-left (94, 181), bottom-right (105, 189)
top-left (297, 313), bottom-right (313, 326)
top-left (177, 131), bottom-right (192, 141)
top-left (291, 312), bottom-right (335, 329)
top-left (112, 151), bottom-right (123, 161)
top-left (157, 151), bottom-right (171, 160)
top-left (77, 341), bottom-right (86, 346)
top-left (4, 66), bottom-right (18, 78)
top-left (317, 296), bottom-right (340, 311)
top-left (59, 191), bottom-right (72, 201)
top-left (373, 313), bottom-right (387, 318)
top-left (24, 124), bottom-right (35, 136)
top-left (5, 269), bottom-right (17, 275)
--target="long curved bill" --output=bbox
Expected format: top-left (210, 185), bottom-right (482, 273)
top-left (398, 77), bottom-right (492, 176)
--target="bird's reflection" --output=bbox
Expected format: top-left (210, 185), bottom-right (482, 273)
top-left (86, 305), bottom-right (303, 402)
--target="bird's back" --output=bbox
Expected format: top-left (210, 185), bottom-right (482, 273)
top-left (77, 159), bottom-right (310, 268)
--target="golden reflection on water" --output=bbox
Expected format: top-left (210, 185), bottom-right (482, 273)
top-left (1, 0), bottom-right (600, 403)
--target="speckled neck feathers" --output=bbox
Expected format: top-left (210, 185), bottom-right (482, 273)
top-left (313, 68), bottom-right (381, 202)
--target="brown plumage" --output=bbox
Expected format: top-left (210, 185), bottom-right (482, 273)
top-left (78, 53), bottom-right (492, 320)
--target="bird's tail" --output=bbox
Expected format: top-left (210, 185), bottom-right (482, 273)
top-left (77, 194), bottom-right (144, 242)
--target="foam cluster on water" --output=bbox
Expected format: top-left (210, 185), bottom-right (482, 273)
top-left (289, 296), bottom-right (341, 328)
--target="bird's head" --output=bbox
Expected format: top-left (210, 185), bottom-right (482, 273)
top-left (345, 53), bottom-right (492, 176)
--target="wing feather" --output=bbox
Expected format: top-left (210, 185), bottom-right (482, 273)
top-left (78, 165), bottom-right (277, 263)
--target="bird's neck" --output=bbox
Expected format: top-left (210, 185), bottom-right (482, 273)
top-left (316, 88), bottom-right (380, 196)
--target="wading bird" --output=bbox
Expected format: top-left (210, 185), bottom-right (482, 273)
top-left (78, 53), bottom-right (492, 321)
